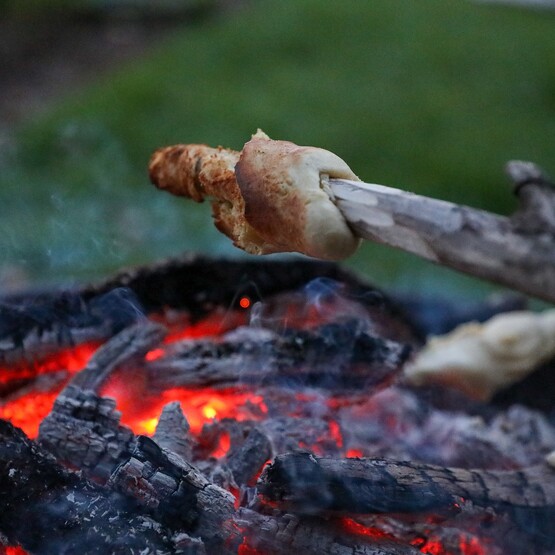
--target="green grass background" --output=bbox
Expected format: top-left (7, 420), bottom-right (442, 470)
top-left (1, 0), bottom-right (554, 297)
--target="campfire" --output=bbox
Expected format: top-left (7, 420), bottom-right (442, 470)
top-left (1, 254), bottom-right (555, 555)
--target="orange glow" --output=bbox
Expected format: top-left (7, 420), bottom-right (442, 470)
top-left (238, 542), bottom-right (264, 555)
top-left (135, 417), bottom-right (160, 436)
top-left (346, 448), bottom-right (364, 458)
top-left (340, 518), bottom-right (396, 542)
top-left (5, 547), bottom-right (29, 555)
top-left (162, 311), bottom-right (248, 343)
top-left (328, 420), bottom-right (343, 448)
top-left (411, 535), bottom-right (487, 555)
top-left (0, 391), bottom-right (60, 438)
top-left (145, 348), bottom-right (165, 362)
top-left (0, 342), bottom-right (98, 385)
top-left (202, 405), bottom-right (217, 419)
top-left (211, 431), bottom-right (231, 458)
top-left (101, 380), bottom-right (268, 436)
top-left (239, 296), bottom-right (251, 309)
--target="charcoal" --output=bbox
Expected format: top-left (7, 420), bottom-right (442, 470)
top-left (4, 255), bottom-right (555, 553)
top-left (148, 321), bottom-right (410, 392)
top-left (258, 452), bottom-right (555, 521)
top-left (70, 320), bottom-right (165, 390)
top-left (173, 532), bottom-right (206, 555)
top-left (338, 385), bottom-right (555, 469)
top-left (39, 322), bottom-right (165, 480)
top-left (0, 420), bottom-right (176, 555)
top-left (108, 435), bottom-right (241, 553)
top-left (236, 509), bottom-right (422, 555)
top-left (226, 426), bottom-right (272, 486)
top-left (154, 401), bottom-right (195, 461)
top-left (38, 385), bottom-right (136, 481)
top-left (0, 288), bottom-right (147, 365)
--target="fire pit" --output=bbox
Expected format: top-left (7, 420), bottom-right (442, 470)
top-left (1, 254), bottom-right (554, 554)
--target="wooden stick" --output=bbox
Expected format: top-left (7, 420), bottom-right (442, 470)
top-left (330, 161), bottom-right (555, 303)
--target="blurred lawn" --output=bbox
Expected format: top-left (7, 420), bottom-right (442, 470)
top-left (1, 0), bottom-right (555, 297)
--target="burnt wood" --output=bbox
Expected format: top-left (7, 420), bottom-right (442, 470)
top-left (148, 321), bottom-right (410, 392)
top-left (225, 426), bottom-right (272, 486)
top-left (38, 322), bottom-right (164, 481)
top-left (109, 435), bottom-right (241, 553)
top-left (80, 255), bottom-right (407, 322)
top-left (0, 287), bottom-right (145, 365)
top-left (154, 401), bottom-right (195, 461)
top-left (0, 255), bottom-right (418, 370)
top-left (236, 509), bottom-right (422, 555)
top-left (259, 452), bottom-right (555, 514)
top-left (0, 420), bottom-right (177, 555)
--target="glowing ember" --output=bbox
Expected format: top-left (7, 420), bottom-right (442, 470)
top-left (411, 535), bottom-right (488, 555)
top-left (0, 342), bottom-right (98, 385)
top-left (239, 296), bottom-right (251, 309)
top-left (328, 419), bottom-right (343, 448)
top-left (238, 542), bottom-right (264, 555)
top-left (211, 430), bottom-right (231, 458)
top-left (340, 518), bottom-right (397, 542)
top-left (162, 311), bottom-right (248, 342)
top-left (145, 348), bottom-right (165, 362)
top-left (101, 377), bottom-right (268, 436)
top-left (0, 391), bottom-right (61, 438)
top-left (5, 547), bottom-right (28, 555)
top-left (346, 448), bottom-right (364, 458)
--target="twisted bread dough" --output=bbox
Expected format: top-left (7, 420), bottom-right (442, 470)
top-left (148, 131), bottom-right (360, 260)
top-left (149, 142), bottom-right (272, 254)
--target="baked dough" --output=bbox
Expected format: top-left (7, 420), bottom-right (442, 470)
top-left (404, 310), bottom-right (555, 401)
top-left (235, 130), bottom-right (361, 260)
top-left (149, 143), bottom-right (273, 254)
top-left (149, 131), bottom-right (361, 260)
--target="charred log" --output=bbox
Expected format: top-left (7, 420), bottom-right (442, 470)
top-left (259, 452), bottom-right (555, 515)
top-left (38, 322), bottom-right (164, 480)
top-left (148, 321), bottom-right (410, 392)
top-left (226, 426), bottom-right (272, 486)
top-left (0, 419), bottom-right (176, 555)
top-left (154, 401), bottom-right (195, 461)
top-left (109, 435), bottom-right (241, 553)
top-left (0, 287), bottom-right (145, 365)
top-left (0, 256), bottom-right (419, 374)
top-left (236, 509), bottom-right (422, 555)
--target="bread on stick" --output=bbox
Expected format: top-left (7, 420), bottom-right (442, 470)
top-left (149, 131), bottom-right (361, 260)
top-left (236, 130), bottom-right (360, 260)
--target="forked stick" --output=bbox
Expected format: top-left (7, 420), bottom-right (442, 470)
top-left (149, 133), bottom-right (555, 303)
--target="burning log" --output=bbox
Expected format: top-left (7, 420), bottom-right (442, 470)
top-left (149, 133), bottom-right (555, 303)
top-left (236, 509), bottom-right (422, 555)
top-left (0, 287), bottom-right (144, 365)
top-left (0, 420), bottom-right (178, 555)
top-left (148, 321), bottom-right (410, 392)
top-left (154, 400), bottom-right (195, 461)
top-left (258, 452), bottom-right (555, 519)
top-left (108, 435), bottom-right (241, 553)
top-left (38, 322), bottom-right (165, 480)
